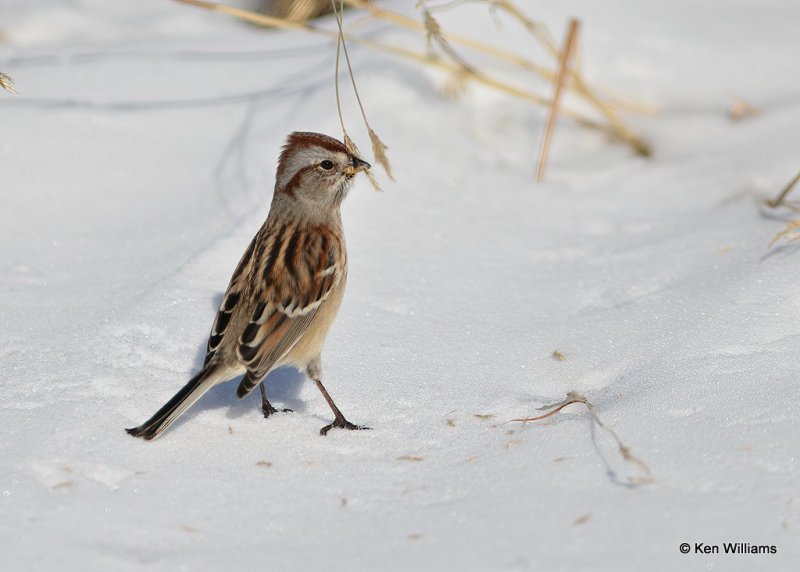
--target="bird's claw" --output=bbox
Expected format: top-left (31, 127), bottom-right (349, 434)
top-left (320, 417), bottom-right (370, 436)
top-left (262, 405), bottom-right (293, 419)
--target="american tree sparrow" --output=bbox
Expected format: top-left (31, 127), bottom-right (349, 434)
top-left (127, 132), bottom-right (371, 439)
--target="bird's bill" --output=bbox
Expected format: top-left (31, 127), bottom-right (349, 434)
top-left (344, 156), bottom-right (371, 176)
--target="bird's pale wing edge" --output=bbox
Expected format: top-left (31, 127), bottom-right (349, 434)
top-left (235, 297), bottom-right (328, 396)
top-left (235, 267), bottom-right (340, 394)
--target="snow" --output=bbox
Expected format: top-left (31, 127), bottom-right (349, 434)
top-left (1, 1), bottom-right (799, 570)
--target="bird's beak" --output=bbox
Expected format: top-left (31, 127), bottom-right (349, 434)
top-left (344, 155), bottom-right (371, 176)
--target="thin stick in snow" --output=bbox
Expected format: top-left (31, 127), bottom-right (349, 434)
top-left (510, 391), bottom-right (654, 485)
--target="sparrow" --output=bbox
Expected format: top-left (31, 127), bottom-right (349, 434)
top-left (127, 131), bottom-right (371, 440)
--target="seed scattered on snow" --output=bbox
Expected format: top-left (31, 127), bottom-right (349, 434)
top-left (573, 513), bottom-right (591, 526)
top-left (52, 480), bottom-right (74, 491)
top-left (729, 100), bottom-right (759, 121)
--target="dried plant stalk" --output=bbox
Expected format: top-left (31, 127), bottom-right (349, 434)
top-left (766, 169), bottom-right (800, 208)
top-left (769, 219), bottom-right (800, 246)
top-left (174, 0), bottom-right (647, 153)
top-left (330, 0), bottom-right (391, 187)
top-left (177, 0), bottom-right (310, 29)
top-left (486, 0), bottom-right (557, 53)
top-left (346, 0), bottom-right (552, 76)
top-left (268, 0), bottom-right (334, 22)
top-left (482, 0), bottom-right (651, 156)
top-left (346, 0), bottom-right (650, 154)
top-left (511, 391), bottom-right (654, 485)
top-left (0, 73), bottom-right (16, 94)
top-left (422, 8), bottom-right (475, 74)
top-left (509, 397), bottom-right (583, 422)
top-left (536, 19), bottom-right (580, 182)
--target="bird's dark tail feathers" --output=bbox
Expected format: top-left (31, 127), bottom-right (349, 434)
top-left (236, 371), bottom-right (263, 399)
top-left (126, 365), bottom-right (225, 440)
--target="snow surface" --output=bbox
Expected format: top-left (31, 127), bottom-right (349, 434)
top-left (1, 1), bottom-right (799, 571)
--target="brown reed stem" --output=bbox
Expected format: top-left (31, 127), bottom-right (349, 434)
top-left (767, 169), bottom-right (800, 208)
top-left (536, 19), bottom-right (580, 182)
top-left (172, 0), bottom-right (640, 150)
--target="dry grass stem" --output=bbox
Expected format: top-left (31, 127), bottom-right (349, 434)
top-left (330, 1), bottom-right (391, 187)
top-left (770, 219), bottom-right (800, 246)
top-left (175, 0), bottom-right (648, 154)
top-left (422, 8), bottom-right (475, 74)
top-left (333, 7), bottom-right (346, 134)
top-left (0, 72), bottom-right (17, 94)
top-left (536, 19), bottom-right (580, 182)
top-left (423, 0), bottom-right (649, 155)
top-left (486, 0), bottom-right (557, 54)
top-left (357, 0), bottom-right (650, 120)
top-left (397, 455), bottom-right (425, 462)
top-left (269, 0), bottom-right (335, 22)
top-left (177, 0), bottom-right (310, 29)
top-left (766, 169), bottom-right (800, 209)
top-left (509, 395), bottom-right (584, 423)
top-left (347, 0), bottom-right (548, 76)
top-left (484, 0), bottom-right (650, 156)
top-left (511, 391), bottom-right (654, 485)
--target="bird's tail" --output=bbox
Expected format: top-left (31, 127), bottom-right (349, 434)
top-left (126, 364), bottom-right (227, 440)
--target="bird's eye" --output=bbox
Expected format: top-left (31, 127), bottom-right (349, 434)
top-left (320, 160), bottom-right (335, 170)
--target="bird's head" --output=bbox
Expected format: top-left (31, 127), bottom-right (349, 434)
top-left (275, 132), bottom-right (370, 209)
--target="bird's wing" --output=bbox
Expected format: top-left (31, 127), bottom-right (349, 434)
top-left (204, 232), bottom-right (259, 366)
top-left (235, 224), bottom-right (344, 396)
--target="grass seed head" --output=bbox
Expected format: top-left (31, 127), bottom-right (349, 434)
top-left (0, 73), bottom-right (17, 94)
top-left (369, 128), bottom-right (394, 181)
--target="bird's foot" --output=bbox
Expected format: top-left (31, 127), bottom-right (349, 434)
top-left (262, 404), bottom-right (293, 419)
top-left (319, 416), bottom-right (370, 436)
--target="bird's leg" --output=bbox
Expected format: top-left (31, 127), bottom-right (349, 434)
top-left (313, 377), bottom-right (369, 435)
top-left (259, 381), bottom-right (291, 419)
